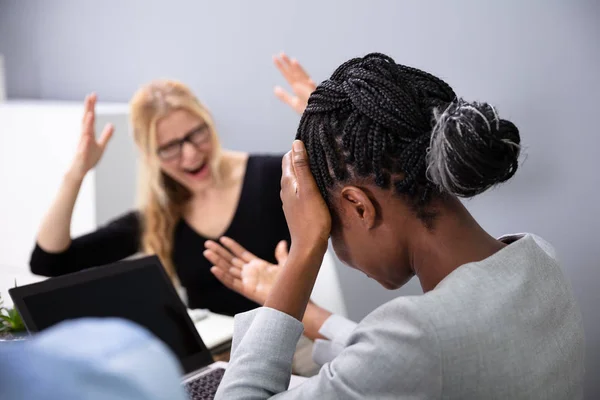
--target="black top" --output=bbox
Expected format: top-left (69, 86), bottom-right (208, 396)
top-left (30, 155), bottom-right (290, 316)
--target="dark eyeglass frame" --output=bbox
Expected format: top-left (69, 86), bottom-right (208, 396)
top-left (156, 124), bottom-right (211, 161)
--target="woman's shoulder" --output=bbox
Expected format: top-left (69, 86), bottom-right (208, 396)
top-left (245, 154), bottom-right (284, 186)
top-left (248, 153), bottom-right (284, 172)
top-left (359, 295), bottom-right (433, 331)
top-left (222, 151), bottom-right (283, 175)
top-left (347, 296), bottom-right (440, 371)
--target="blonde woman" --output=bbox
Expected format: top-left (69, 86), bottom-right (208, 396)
top-left (29, 54), bottom-right (316, 316)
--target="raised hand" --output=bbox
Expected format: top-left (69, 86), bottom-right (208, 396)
top-left (281, 141), bottom-right (331, 257)
top-left (257, 140), bottom-right (331, 320)
top-left (273, 52), bottom-right (317, 115)
top-left (204, 237), bottom-right (288, 305)
top-left (69, 93), bottom-right (114, 180)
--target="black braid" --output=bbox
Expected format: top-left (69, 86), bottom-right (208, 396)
top-left (297, 53), bottom-right (457, 225)
top-left (355, 115), bottom-right (370, 177)
top-left (341, 112), bottom-right (359, 164)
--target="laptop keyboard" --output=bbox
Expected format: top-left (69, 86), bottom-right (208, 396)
top-left (185, 368), bottom-right (226, 400)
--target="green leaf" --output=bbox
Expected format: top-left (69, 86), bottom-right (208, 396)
top-left (9, 309), bottom-right (24, 331)
top-left (0, 307), bottom-right (25, 332)
top-left (0, 289), bottom-right (25, 332)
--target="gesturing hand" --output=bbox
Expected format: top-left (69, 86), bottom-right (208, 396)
top-left (281, 141), bottom-right (331, 260)
top-left (69, 93), bottom-right (114, 180)
top-left (273, 53), bottom-right (317, 115)
top-left (204, 237), bottom-right (288, 305)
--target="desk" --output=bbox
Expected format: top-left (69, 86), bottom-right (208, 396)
top-left (192, 312), bottom-right (234, 351)
top-left (211, 344), bottom-right (231, 362)
top-left (188, 310), bottom-right (234, 361)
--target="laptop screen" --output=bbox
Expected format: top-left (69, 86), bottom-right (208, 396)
top-left (10, 256), bottom-right (213, 374)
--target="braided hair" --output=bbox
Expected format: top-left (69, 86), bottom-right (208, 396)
top-left (296, 53), bottom-right (520, 226)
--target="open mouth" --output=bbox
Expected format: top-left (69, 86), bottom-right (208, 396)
top-left (184, 162), bottom-right (209, 178)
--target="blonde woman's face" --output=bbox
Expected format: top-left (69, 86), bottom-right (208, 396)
top-left (155, 109), bottom-right (215, 191)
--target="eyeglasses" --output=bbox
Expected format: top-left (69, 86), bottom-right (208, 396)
top-left (156, 124), bottom-right (211, 161)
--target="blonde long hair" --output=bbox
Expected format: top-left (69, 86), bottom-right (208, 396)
top-left (130, 80), bottom-right (221, 280)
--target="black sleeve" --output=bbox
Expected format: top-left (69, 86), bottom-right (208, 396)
top-left (29, 211), bottom-right (141, 277)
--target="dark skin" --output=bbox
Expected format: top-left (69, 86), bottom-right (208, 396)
top-left (206, 140), bottom-right (506, 330)
top-left (330, 184), bottom-right (506, 292)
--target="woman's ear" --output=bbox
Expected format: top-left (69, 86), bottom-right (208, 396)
top-left (340, 186), bottom-right (377, 229)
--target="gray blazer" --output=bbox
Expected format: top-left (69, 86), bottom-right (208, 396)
top-left (215, 234), bottom-right (585, 399)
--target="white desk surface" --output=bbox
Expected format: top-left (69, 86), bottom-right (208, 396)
top-left (192, 312), bottom-right (234, 350)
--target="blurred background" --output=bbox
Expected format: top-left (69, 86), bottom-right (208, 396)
top-left (0, 0), bottom-right (598, 396)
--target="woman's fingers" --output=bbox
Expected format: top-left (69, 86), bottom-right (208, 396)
top-left (275, 240), bottom-right (288, 265)
top-left (228, 266), bottom-right (242, 279)
top-left (292, 82), bottom-right (315, 101)
top-left (281, 150), bottom-right (297, 196)
top-left (81, 93), bottom-right (98, 139)
top-left (273, 53), bottom-right (315, 115)
top-left (203, 249), bottom-right (227, 270)
top-left (205, 240), bottom-right (235, 262)
top-left (219, 237), bottom-right (256, 263)
top-left (204, 248), bottom-right (243, 278)
top-left (275, 53), bottom-right (309, 85)
top-left (88, 93), bottom-right (96, 129)
top-left (81, 110), bottom-right (94, 139)
top-left (291, 140), bottom-right (315, 189)
top-left (98, 123), bottom-right (114, 149)
top-left (273, 53), bottom-right (293, 84)
top-left (280, 53), bottom-right (294, 75)
top-left (82, 93), bottom-right (96, 120)
top-left (289, 58), bottom-right (311, 82)
top-left (274, 86), bottom-right (296, 107)
top-left (210, 267), bottom-right (244, 293)
top-left (82, 95), bottom-right (91, 125)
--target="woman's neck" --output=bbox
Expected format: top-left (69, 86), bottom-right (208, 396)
top-left (410, 199), bottom-right (506, 292)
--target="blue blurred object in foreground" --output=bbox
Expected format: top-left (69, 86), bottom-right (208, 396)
top-left (0, 318), bottom-right (186, 400)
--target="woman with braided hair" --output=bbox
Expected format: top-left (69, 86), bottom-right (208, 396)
top-left (210, 53), bottom-right (584, 398)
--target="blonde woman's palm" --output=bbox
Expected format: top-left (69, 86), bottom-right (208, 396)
top-left (70, 93), bottom-right (114, 180)
top-left (273, 53), bottom-right (317, 115)
top-left (204, 238), bottom-right (288, 305)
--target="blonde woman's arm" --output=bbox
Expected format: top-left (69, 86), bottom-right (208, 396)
top-left (30, 94), bottom-right (139, 276)
top-left (36, 93), bottom-right (113, 253)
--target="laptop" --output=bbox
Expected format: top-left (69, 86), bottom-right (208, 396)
top-left (10, 256), bottom-right (236, 399)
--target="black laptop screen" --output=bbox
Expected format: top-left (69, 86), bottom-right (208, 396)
top-left (14, 258), bottom-right (212, 373)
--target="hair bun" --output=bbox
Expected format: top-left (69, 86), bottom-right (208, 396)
top-left (426, 99), bottom-right (521, 197)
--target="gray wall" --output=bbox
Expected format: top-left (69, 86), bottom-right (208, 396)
top-left (93, 109), bottom-right (137, 226)
top-left (1, 0), bottom-right (598, 396)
